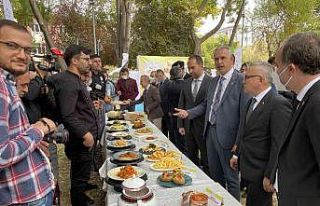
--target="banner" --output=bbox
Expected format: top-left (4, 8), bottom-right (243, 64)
top-left (3, 0), bottom-right (15, 21)
top-left (234, 48), bottom-right (243, 70)
top-left (137, 55), bottom-right (189, 76)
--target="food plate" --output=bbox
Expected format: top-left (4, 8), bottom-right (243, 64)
top-left (107, 140), bottom-right (133, 149)
top-left (107, 166), bottom-right (146, 181)
top-left (112, 151), bottom-right (141, 162)
top-left (146, 150), bottom-right (181, 162)
top-left (106, 124), bottom-right (128, 132)
top-left (143, 135), bottom-right (158, 143)
top-left (134, 127), bottom-right (153, 136)
top-left (150, 157), bottom-right (184, 172)
top-left (139, 143), bottom-right (166, 155)
top-left (157, 174), bottom-right (192, 188)
top-left (106, 120), bottom-right (127, 125)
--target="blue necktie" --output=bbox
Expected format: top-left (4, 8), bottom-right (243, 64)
top-left (209, 76), bottom-right (225, 124)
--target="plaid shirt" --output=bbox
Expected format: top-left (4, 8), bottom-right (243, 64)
top-left (0, 69), bottom-right (54, 205)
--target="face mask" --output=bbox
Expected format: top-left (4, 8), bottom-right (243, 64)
top-left (283, 75), bottom-right (293, 88)
top-left (121, 75), bottom-right (128, 80)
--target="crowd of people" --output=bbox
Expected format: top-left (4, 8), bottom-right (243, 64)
top-left (1, 18), bottom-right (320, 206)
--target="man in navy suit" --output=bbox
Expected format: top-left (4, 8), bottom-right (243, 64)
top-left (175, 46), bottom-right (249, 200)
top-left (271, 32), bottom-right (320, 206)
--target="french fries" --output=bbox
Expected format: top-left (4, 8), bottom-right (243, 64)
top-left (152, 157), bottom-right (184, 170)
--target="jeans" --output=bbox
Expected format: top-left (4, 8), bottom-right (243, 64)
top-left (12, 191), bottom-right (53, 206)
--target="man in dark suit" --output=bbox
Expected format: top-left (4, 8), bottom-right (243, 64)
top-left (175, 46), bottom-right (249, 200)
top-left (270, 32), bottom-right (320, 206)
top-left (177, 55), bottom-right (212, 173)
top-left (127, 75), bottom-right (164, 129)
top-left (156, 69), bottom-right (171, 137)
top-left (229, 62), bottom-right (292, 206)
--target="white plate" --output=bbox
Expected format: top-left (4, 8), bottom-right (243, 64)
top-left (143, 135), bottom-right (158, 143)
top-left (110, 131), bottom-right (130, 138)
top-left (107, 166), bottom-right (146, 181)
top-left (106, 120), bottom-right (127, 125)
top-left (108, 140), bottom-right (133, 148)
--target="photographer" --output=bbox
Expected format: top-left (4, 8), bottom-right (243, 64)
top-left (47, 44), bottom-right (100, 206)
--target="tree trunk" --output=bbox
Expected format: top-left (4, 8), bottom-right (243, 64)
top-left (28, 0), bottom-right (67, 71)
top-left (228, 0), bottom-right (246, 46)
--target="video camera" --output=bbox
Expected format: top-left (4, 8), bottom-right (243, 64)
top-left (43, 124), bottom-right (69, 144)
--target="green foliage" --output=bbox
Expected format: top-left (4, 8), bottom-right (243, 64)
top-left (130, 0), bottom-right (219, 66)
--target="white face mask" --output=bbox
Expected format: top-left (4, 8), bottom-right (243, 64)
top-left (121, 75), bottom-right (128, 80)
top-left (278, 65), bottom-right (292, 88)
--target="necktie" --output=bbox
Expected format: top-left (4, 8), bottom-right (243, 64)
top-left (192, 79), bottom-right (199, 101)
top-left (246, 97), bottom-right (257, 123)
top-left (209, 76), bottom-right (225, 124)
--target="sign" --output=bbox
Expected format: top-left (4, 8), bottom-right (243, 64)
top-left (3, 0), bottom-right (15, 21)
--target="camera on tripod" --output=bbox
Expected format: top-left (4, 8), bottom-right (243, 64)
top-left (44, 124), bottom-right (69, 144)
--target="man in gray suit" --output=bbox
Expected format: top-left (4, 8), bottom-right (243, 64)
top-left (177, 55), bottom-right (212, 173)
top-left (175, 46), bottom-right (249, 200)
top-left (126, 75), bottom-right (164, 129)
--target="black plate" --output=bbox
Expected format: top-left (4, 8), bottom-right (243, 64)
top-left (106, 135), bottom-right (132, 141)
top-left (105, 174), bottom-right (148, 193)
top-left (112, 151), bottom-right (142, 162)
top-left (110, 156), bottom-right (144, 166)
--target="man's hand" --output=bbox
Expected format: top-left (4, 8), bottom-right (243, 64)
top-left (229, 156), bottom-right (238, 170)
top-left (33, 118), bottom-right (57, 135)
top-left (122, 99), bottom-right (131, 105)
top-left (173, 108), bottom-right (189, 119)
top-left (178, 128), bottom-right (186, 136)
top-left (83, 132), bottom-right (94, 149)
top-left (263, 177), bottom-right (276, 193)
top-left (38, 141), bottom-right (50, 157)
top-left (117, 90), bottom-right (122, 96)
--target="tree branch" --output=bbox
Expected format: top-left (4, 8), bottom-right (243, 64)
top-left (199, 0), bottom-right (232, 43)
top-left (228, 0), bottom-right (246, 46)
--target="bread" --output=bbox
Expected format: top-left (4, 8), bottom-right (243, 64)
top-left (160, 171), bottom-right (173, 182)
top-left (172, 173), bottom-right (185, 185)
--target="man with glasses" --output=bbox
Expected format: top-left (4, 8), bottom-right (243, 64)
top-left (272, 32), bottom-right (320, 206)
top-left (229, 62), bottom-right (291, 206)
top-left (47, 44), bottom-right (100, 206)
top-left (175, 46), bottom-right (249, 200)
top-left (0, 19), bottom-right (57, 206)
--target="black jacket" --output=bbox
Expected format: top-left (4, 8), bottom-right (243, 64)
top-left (47, 70), bottom-right (99, 153)
top-left (158, 78), bottom-right (171, 116)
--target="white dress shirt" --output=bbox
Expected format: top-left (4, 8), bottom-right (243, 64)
top-left (252, 86), bottom-right (272, 110)
top-left (191, 72), bottom-right (205, 92)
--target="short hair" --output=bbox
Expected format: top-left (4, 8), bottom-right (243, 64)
top-left (281, 32), bottom-right (320, 75)
top-left (247, 61), bottom-right (274, 84)
top-left (170, 66), bottom-right (181, 80)
top-left (90, 54), bottom-right (100, 59)
top-left (214, 45), bottom-right (234, 61)
top-left (0, 19), bottom-right (28, 33)
top-left (64, 44), bottom-right (91, 66)
top-left (120, 67), bottom-right (129, 74)
top-left (188, 55), bottom-right (203, 66)
top-left (156, 69), bottom-right (165, 75)
top-left (140, 74), bottom-right (150, 82)
top-left (172, 61), bottom-right (184, 69)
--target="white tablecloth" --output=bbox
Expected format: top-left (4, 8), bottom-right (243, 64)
top-left (100, 119), bottom-right (241, 206)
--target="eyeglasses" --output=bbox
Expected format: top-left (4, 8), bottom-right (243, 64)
top-left (0, 41), bottom-right (33, 55)
top-left (244, 74), bottom-right (262, 80)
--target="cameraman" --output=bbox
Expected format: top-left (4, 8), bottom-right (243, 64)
top-left (47, 44), bottom-right (100, 206)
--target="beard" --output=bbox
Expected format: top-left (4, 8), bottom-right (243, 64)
top-left (1, 64), bottom-right (28, 76)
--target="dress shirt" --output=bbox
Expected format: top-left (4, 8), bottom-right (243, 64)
top-left (0, 68), bottom-right (54, 205)
top-left (253, 86), bottom-right (272, 110)
top-left (296, 75), bottom-right (320, 101)
top-left (191, 72), bottom-right (205, 92)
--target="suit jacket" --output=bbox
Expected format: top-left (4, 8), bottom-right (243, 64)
top-left (274, 80), bottom-right (320, 206)
top-left (177, 74), bottom-right (212, 133)
top-left (116, 78), bottom-right (139, 101)
top-left (135, 85), bottom-right (164, 120)
top-left (238, 89), bottom-right (292, 182)
top-left (188, 70), bottom-right (249, 149)
top-left (159, 78), bottom-right (171, 116)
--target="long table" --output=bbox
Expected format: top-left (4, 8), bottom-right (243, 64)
top-left (99, 119), bottom-right (241, 206)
